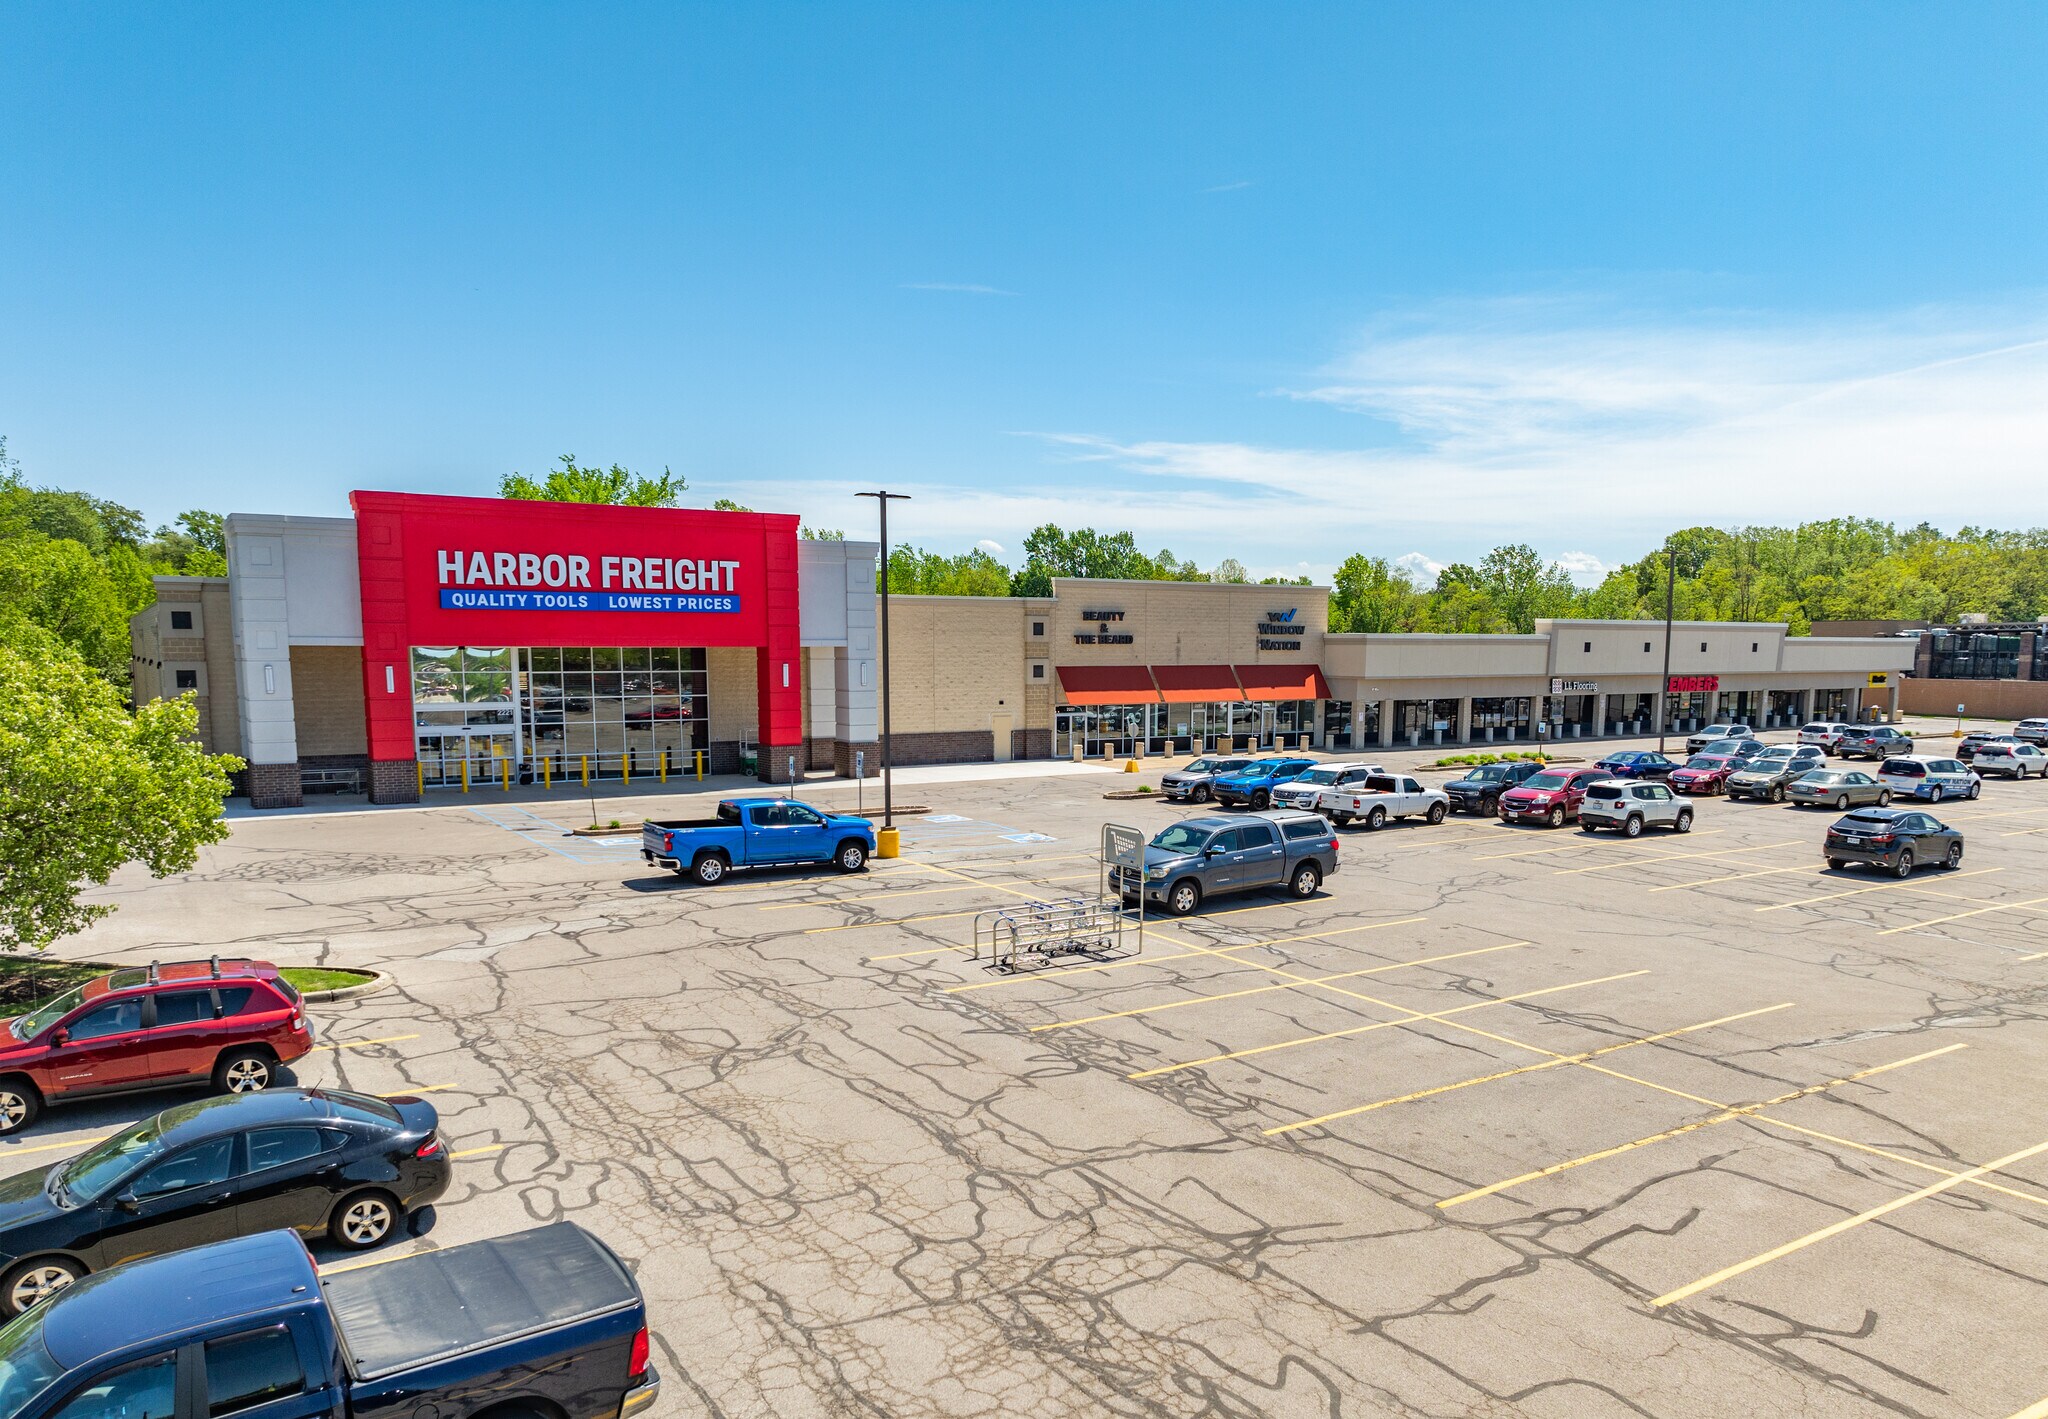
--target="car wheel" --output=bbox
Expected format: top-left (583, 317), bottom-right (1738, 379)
top-left (1893, 851), bottom-right (1915, 879)
top-left (1769, 783), bottom-right (1784, 803)
top-left (1944, 842), bottom-right (1964, 868)
top-left (1674, 811), bottom-right (1693, 834)
top-left (1366, 807), bottom-right (1387, 830)
top-left (1480, 796), bottom-right (1497, 816)
top-left (1331, 812), bottom-right (1354, 826)
top-left (1835, 794), bottom-right (1848, 810)
top-left (1623, 815), bottom-right (1643, 838)
top-left (1827, 858), bottom-right (1847, 871)
top-left (331, 1190), bottom-right (403, 1251)
top-left (1928, 786), bottom-right (1944, 803)
top-left (1547, 807), bottom-right (1564, 828)
top-left (2, 1258), bottom-right (83, 1319)
top-left (1290, 864), bottom-right (1321, 898)
top-left (213, 1048), bottom-right (274, 1094)
top-left (1167, 879), bottom-right (1202, 916)
top-left (1247, 790), bottom-right (1268, 810)
top-left (1426, 802), bottom-right (1447, 825)
top-left (0, 1078), bottom-right (40, 1137)
top-left (1877, 790), bottom-right (1891, 806)
top-left (1193, 784), bottom-right (1212, 803)
top-left (834, 840), bottom-right (868, 873)
top-left (1580, 822), bottom-right (1599, 833)
top-left (692, 852), bottom-right (729, 885)
top-left (1968, 780), bottom-right (1982, 799)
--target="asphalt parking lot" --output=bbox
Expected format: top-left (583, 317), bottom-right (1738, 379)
top-left (27, 725), bottom-right (2048, 1419)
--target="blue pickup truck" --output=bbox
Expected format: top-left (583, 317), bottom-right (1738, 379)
top-left (1211, 757), bottom-right (1318, 809)
top-left (642, 796), bottom-right (877, 884)
top-left (0, 1221), bottom-right (658, 1419)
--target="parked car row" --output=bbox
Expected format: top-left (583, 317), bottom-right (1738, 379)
top-left (0, 960), bottom-right (661, 1419)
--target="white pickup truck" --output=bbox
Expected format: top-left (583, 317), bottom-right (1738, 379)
top-left (1320, 773), bottom-right (1449, 829)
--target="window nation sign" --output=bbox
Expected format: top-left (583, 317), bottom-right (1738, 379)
top-left (435, 549), bottom-right (744, 614)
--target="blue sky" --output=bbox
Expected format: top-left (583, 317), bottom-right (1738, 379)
top-left (5, 4), bottom-right (2046, 584)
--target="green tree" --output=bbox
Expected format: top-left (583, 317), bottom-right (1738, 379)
top-left (1474, 543), bottom-right (1579, 633)
top-left (799, 526), bottom-right (846, 540)
top-left (1209, 558), bottom-right (1250, 584)
top-left (500, 455), bottom-right (684, 507)
top-left (883, 546), bottom-right (1011, 596)
top-left (710, 498), bottom-right (753, 512)
top-left (0, 625), bottom-right (242, 951)
top-left (0, 535), bottom-right (133, 679)
top-left (1329, 554), bottom-right (1422, 632)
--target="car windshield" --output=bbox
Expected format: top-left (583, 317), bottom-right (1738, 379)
top-left (1753, 747), bottom-right (1796, 760)
top-left (1151, 825), bottom-right (1214, 854)
top-left (1182, 759), bottom-right (1217, 772)
top-left (0, 1311), bottom-right (64, 1418)
top-left (1239, 760), bottom-right (1287, 773)
top-left (1700, 725), bottom-right (1734, 734)
top-left (1523, 772), bottom-right (1569, 790)
top-left (1287, 768), bottom-right (1337, 785)
top-left (10, 986), bottom-right (87, 1042)
top-left (1842, 811), bottom-right (1895, 826)
top-left (1683, 756), bottom-right (1723, 769)
top-left (53, 1115), bottom-right (167, 1204)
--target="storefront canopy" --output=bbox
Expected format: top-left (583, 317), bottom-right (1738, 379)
top-left (1150, 664), bottom-right (1244, 703)
top-left (1233, 664), bottom-right (1332, 701)
top-left (1054, 665), bottom-right (1161, 705)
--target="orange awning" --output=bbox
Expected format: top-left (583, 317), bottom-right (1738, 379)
top-left (1232, 664), bottom-right (1331, 701)
top-left (1055, 665), bottom-right (1161, 705)
top-left (1150, 664), bottom-right (1244, 703)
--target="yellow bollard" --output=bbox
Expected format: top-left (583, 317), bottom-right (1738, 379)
top-left (581, 755), bottom-right (589, 787)
top-left (694, 749), bottom-right (705, 781)
top-left (502, 756), bottom-right (511, 791)
top-left (416, 761), bottom-right (425, 796)
top-left (876, 827), bottom-right (900, 858)
top-left (1124, 759), bottom-right (1139, 773)
top-left (659, 750), bottom-right (668, 783)
top-left (542, 757), bottom-right (551, 789)
top-left (623, 753), bottom-right (631, 786)
top-left (461, 757), bottom-right (470, 793)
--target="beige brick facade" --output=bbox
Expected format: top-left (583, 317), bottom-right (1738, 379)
top-left (288, 645), bottom-right (368, 757)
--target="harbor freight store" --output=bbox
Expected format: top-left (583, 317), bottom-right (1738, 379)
top-left (130, 495), bottom-right (1916, 807)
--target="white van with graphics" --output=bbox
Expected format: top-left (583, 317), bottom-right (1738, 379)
top-left (1877, 755), bottom-right (1981, 803)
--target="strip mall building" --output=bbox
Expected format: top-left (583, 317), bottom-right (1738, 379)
top-left (129, 493), bottom-right (1917, 808)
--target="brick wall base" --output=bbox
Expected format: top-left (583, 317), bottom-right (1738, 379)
top-left (806, 736), bottom-right (835, 771)
top-left (705, 741), bottom-right (745, 776)
top-left (835, 741), bottom-right (879, 778)
top-left (1013, 728), bottom-right (1052, 761)
top-left (757, 744), bottom-right (803, 784)
top-left (368, 759), bottom-right (421, 805)
top-left (886, 730), bottom-right (995, 767)
top-left (246, 761), bottom-right (304, 810)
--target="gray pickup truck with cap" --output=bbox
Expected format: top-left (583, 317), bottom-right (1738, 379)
top-left (1114, 810), bottom-right (1339, 915)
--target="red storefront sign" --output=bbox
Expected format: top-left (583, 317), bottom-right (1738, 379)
top-left (350, 491), bottom-right (802, 767)
top-left (1667, 674), bottom-right (1720, 693)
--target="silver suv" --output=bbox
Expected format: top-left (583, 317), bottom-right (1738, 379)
top-left (1578, 780), bottom-right (1694, 837)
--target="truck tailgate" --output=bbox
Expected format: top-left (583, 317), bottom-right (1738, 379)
top-left (323, 1222), bottom-right (639, 1380)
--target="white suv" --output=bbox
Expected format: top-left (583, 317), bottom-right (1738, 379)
top-left (1800, 721), bottom-right (1857, 752)
top-left (1270, 761), bottom-right (1383, 812)
top-left (1578, 780), bottom-right (1694, 837)
top-left (1972, 743), bottom-right (2048, 779)
top-left (1877, 755), bottom-right (1981, 803)
top-left (2017, 718), bottom-right (2048, 747)
top-left (1686, 723), bottom-right (1756, 754)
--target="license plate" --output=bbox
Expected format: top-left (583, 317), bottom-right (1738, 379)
top-left (1841, 836), bottom-right (1862, 845)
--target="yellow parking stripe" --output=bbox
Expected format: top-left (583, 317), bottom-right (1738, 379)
top-left (2000, 825), bottom-right (2048, 838)
top-left (1756, 867), bottom-right (2001, 911)
top-left (451, 1143), bottom-right (505, 1158)
top-left (1552, 841), bottom-right (1797, 876)
top-left (2003, 1394), bottom-right (2048, 1419)
top-left (1475, 830), bottom-right (1726, 861)
top-left (1436, 1044), bottom-right (1964, 1208)
top-left (1034, 941), bottom-right (1527, 1031)
top-left (1138, 970), bottom-right (1642, 1089)
top-left (1316, 1003), bottom-right (1797, 1116)
top-left (309, 1033), bottom-right (419, 1053)
top-left (1651, 1134), bottom-right (2048, 1309)
top-left (1877, 894), bottom-right (2048, 936)
top-left (1649, 865), bottom-right (1818, 892)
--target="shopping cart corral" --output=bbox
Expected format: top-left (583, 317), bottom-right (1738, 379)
top-left (969, 824), bottom-right (1149, 973)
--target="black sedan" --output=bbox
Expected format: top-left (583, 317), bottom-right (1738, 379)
top-left (0, 1087), bottom-right (449, 1317)
top-left (1824, 807), bottom-right (1964, 877)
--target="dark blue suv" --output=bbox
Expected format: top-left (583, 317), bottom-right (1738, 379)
top-left (1592, 750), bottom-right (1678, 780)
top-left (1211, 757), bottom-right (1317, 810)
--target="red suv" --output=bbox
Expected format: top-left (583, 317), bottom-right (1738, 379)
top-left (1498, 767), bottom-right (1609, 827)
top-left (0, 959), bottom-right (314, 1135)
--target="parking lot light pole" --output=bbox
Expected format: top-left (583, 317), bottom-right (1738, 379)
top-left (1658, 542), bottom-right (1677, 756)
top-left (856, 490), bottom-right (910, 829)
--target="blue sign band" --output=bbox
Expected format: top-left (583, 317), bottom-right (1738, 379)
top-left (439, 589), bottom-right (743, 613)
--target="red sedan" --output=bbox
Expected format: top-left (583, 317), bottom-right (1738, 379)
top-left (1498, 767), bottom-right (1609, 827)
top-left (1667, 751), bottom-right (1747, 795)
top-left (0, 959), bottom-right (314, 1134)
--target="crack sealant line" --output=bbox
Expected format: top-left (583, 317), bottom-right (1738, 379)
top-left (1877, 893), bottom-right (2048, 937)
top-left (1756, 867), bottom-right (2001, 912)
top-left (1551, 840), bottom-right (1800, 877)
top-left (1436, 1043), bottom-right (1968, 1208)
top-left (1476, 831), bottom-right (1728, 862)
top-left (1651, 1133), bottom-right (2048, 1309)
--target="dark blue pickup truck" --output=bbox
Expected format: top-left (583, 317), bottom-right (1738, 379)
top-left (0, 1222), bottom-right (658, 1419)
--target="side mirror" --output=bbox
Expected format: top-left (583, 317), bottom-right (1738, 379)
top-left (49, 1029), bottom-right (69, 1047)
top-left (114, 1189), bottom-right (141, 1212)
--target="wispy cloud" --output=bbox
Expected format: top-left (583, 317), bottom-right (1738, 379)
top-left (1553, 551), bottom-right (1609, 585)
top-left (975, 538), bottom-right (1005, 556)
top-left (1395, 552), bottom-right (1444, 585)
top-left (1201, 180), bottom-right (1253, 193)
top-left (900, 282), bottom-right (1017, 296)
